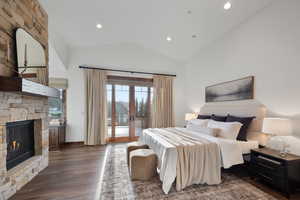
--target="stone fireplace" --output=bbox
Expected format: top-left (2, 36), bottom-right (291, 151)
top-left (0, 93), bottom-right (49, 199)
top-left (0, 1), bottom-right (50, 198)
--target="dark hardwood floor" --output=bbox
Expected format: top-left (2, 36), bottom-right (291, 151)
top-left (9, 144), bottom-right (299, 200)
top-left (10, 144), bottom-right (107, 200)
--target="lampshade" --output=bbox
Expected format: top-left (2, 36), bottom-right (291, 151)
top-left (262, 118), bottom-right (292, 136)
top-left (185, 113), bottom-right (197, 121)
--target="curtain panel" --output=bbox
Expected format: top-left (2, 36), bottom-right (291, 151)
top-left (151, 75), bottom-right (174, 128)
top-left (84, 69), bottom-right (107, 145)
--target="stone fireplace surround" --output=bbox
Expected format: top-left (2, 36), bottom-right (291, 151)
top-left (0, 92), bottom-right (49, 199)
top-left (0, 0), bottom-right (50, 198)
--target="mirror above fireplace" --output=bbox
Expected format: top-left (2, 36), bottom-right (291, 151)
top-left (16, 28), bottom-right (47, 84)
top-left (0, 28), bottom-right (60, 98)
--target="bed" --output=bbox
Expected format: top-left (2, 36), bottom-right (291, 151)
top-left (140, 101), bottom-right (267, 194)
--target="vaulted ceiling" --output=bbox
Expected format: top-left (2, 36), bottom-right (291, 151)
top-left (39, 0), bottom-right (274, 62)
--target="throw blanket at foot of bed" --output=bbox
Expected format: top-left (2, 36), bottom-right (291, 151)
top-left (140, 128), bottom-right (222, 194)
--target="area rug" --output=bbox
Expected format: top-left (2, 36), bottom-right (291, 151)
top-left (100, 144), bottom-right (278, 200)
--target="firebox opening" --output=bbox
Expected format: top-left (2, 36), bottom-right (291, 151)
top-left (6, 120), bottom-right (35, 170)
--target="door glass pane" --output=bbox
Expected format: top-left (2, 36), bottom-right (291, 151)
top-left (115, 85), bottom-right (129, 137)
top-left (106, 84), bottom-right (112, 137)
top-left (48, 89), bottom-right (64, 120)
top-left (135, 86), bottom-right (152, 136)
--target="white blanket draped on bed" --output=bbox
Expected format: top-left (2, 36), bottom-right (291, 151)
top-left (140, 127), bottom-right (244, 194)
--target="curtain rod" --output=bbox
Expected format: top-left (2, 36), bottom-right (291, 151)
top-left (79, 66), bottom-right (176, 77)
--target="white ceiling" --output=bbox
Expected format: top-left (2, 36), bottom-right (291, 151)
top-left (39, 0), bottom-right (274, 62)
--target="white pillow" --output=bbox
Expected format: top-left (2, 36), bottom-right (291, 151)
top-left (207, 120), bottom-right (243, 140)
top-left (187, 125), bottom-right (218, 137)
top-left (187, 119), bottom-right (209, 127)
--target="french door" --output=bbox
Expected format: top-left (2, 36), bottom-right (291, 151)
top-left (107, 77), bottom-right (152, 142)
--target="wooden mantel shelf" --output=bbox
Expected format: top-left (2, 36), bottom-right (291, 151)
top-left (0, 76), bottom-right (60, 98)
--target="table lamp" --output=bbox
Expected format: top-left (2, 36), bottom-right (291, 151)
top-left (262, 118), bottom-right (292, 156)
top-left (185, 113), bottom-right (197, 121)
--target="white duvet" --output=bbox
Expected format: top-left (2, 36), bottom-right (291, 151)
top-left (140, 127), bottom-right (244, 194)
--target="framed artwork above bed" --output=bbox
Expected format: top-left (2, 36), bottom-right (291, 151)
top-left (205, 76), bottom-right (254, 102)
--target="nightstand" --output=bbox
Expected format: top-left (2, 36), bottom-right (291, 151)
top-left (250, 148), bottom-right (300, 198)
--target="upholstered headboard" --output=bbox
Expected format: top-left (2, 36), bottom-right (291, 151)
top-left (199, 100), bottom-right (268, 145)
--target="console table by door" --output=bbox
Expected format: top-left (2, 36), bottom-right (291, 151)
top-left (49, 124), bottom-right (66, 151)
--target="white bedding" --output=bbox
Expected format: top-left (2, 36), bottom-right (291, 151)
top-left (237, 140), bottom-right (259, 154)
top-left (140, 127), bottom-right (245, 194)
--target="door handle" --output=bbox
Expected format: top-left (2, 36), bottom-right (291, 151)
top-left (129, 116), bottom-right (135, 121)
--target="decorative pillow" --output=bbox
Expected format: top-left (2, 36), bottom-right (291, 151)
top-left (187, 126), bottom-right (218, 137)
top-left (187, 119), bottom-right (209, 128)
top-left (226, 115), bottom-right (255, 141)
top-left (197, 115), bottom-right (211, 120)
top-left (211, 114), bottom-right (227, 122)
top-left (207, 120), bottom-right (243, 140)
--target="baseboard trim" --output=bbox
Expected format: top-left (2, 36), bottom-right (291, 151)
top-left (63, 141), bottom-right (84, 147)
top-left (64, 141), bottom-right (84, 144)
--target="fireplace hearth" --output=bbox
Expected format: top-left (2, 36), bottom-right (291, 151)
top-left (6, 120), bottom-right (35, 170)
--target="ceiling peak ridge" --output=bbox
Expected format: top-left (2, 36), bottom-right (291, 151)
top-left (186, 0), bottom-right (276, 63)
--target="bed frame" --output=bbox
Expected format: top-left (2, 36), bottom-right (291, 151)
top-left (198, 100), bottom-right (268, 146)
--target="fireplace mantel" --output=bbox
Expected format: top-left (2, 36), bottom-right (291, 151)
top-left (0, 76), bottom-right (60, 98)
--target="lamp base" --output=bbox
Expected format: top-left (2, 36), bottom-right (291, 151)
top-left (279, 152), bottom-right (287, 157)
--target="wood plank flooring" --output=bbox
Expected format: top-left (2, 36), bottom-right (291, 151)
top-left (10, 144), bottom-right (107, 200)
top-left (9, 144), bottom-right (298, 200)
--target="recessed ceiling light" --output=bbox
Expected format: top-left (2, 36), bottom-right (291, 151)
top-left (96, 24), bottom-right (103, 29)
top-left (224, 2), bottom-right (231, 10)
top-left (166, 36), bottom-right (172, 42)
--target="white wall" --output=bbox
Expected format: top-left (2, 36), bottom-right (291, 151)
top-left (66, 43), bottom-right (186, 142)
top-left (185, 0), bottom-right (300, 136)
top-left (48, 43), bottom-right (68, 78)
top-left (49, 30), bottom-right (70, 68)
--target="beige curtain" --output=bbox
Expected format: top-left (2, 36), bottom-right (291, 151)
top-left (151, 75), bottom-right (174, 128)
top-left (84, 69), bottom-right (107, 145)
